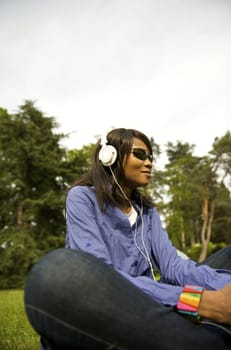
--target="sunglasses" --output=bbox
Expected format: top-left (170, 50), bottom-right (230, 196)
top-left (131, 148), bottom-right (153, 162)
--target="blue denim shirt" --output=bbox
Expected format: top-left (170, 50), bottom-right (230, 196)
top-left (66, 186), bottom-right (231, 306)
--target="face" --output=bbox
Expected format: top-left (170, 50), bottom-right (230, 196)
top-left (123, 137), bottom-right (153, 191)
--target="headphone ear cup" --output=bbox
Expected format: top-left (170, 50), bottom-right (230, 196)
top-left (99, 145), bottom-right (117, 166)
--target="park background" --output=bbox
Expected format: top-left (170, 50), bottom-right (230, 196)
top-left (0, 100), bottom-right (230, 350)
top-left (0, 0), bottom-right (231, 349)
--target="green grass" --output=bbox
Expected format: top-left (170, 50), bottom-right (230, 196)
top-left (0, 290), bottom-right (40, 350)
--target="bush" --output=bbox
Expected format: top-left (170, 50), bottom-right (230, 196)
top-left (186, 242), bottom-right (227, 262)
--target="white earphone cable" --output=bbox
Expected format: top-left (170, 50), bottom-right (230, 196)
top-left (133, 202), bottom-right (156, 281)
top-left (109, 166), bottom-right (155, 281)
top-left (109, 166), bottom-right (132, 206)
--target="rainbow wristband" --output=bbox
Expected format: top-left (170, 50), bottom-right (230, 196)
top-left (176, 285), bottom-right (204, 323)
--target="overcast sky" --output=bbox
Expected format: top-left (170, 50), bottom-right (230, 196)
top-left (1, 0), bottom-right (231, 159)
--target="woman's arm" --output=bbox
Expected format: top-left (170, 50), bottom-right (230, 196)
top-left (150, 207), bottom-right (231, 290)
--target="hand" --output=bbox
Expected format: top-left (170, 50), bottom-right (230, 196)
top-left (199, 284), bottom-right (231, 325)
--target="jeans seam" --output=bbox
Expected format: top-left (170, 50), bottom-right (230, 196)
top-left (25, 303), bottom-right (116, 347)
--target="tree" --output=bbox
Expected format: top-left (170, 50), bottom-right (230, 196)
top-left (197, 132), bottom-right (231, 261)
top-left (159, 135), bottom-right (231, 261)
top-left (160, 141), bottom-right (199, 250)
top-left (62, 144), bottom-right (95, 186)
top-left (0, 101), bottom-right (67, 287)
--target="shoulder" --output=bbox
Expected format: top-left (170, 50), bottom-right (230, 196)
top-left (144, 205), bottom-right (162, 226)
top-left (144, 204), bottom-right (158, 216)
top-left (67, 186), bottom-right (96, 202)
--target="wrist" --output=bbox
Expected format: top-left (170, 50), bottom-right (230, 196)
top-left (176, 285), bottom-right (204, 323)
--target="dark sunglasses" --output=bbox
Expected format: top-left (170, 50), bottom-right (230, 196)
top-left (131, 148), bottom-right (153, 162)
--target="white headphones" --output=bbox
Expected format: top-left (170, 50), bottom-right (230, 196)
top-left (99, 134), bottom-right (117, 167)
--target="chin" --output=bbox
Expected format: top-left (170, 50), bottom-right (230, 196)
top-left (138, 182), bottom-right (149, 187)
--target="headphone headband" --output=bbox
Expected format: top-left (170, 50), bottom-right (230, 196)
top-left (100, 134), bottom-right (108, 146)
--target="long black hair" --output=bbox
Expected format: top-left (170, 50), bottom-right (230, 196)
top-left (70, 128), bottom-right (155, 212)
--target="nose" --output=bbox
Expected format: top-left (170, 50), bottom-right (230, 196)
top-left (144, 161), bottom-right (152, 169)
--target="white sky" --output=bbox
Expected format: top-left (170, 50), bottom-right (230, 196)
top-left (0, 0), bottom-right (231, 159)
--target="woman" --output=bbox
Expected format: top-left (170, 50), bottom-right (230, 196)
top-left (25, 128), bottom-right (231, 350)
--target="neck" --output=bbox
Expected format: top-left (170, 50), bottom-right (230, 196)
top-left (122, 204), bottom-right (132, 214)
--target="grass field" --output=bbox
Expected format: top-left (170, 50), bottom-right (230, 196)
top-left (0, 289), bottom-right (40, 350)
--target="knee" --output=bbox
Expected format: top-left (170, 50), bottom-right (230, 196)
top-left (25, 249), bottom-right (88, 305)
top-left (24, 248), bottom-right (102, 307)
top-left (24, 249), bottom-right (69, 304)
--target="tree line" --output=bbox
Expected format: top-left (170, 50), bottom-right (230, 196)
top-left (0, 100), bottom-right (230, 288)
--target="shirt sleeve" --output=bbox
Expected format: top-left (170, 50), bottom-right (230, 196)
top-left (65, 187), bottom-right (183, 305)
top-left (150, 208), bottom-right (231, 292)
top-left (66, 187), bottom-right (112, 263)
top-left (119, 271), bottom-right (183, 305)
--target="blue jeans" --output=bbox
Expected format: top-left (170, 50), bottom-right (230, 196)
top-left (24, 246), bottom-right (231, 350)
